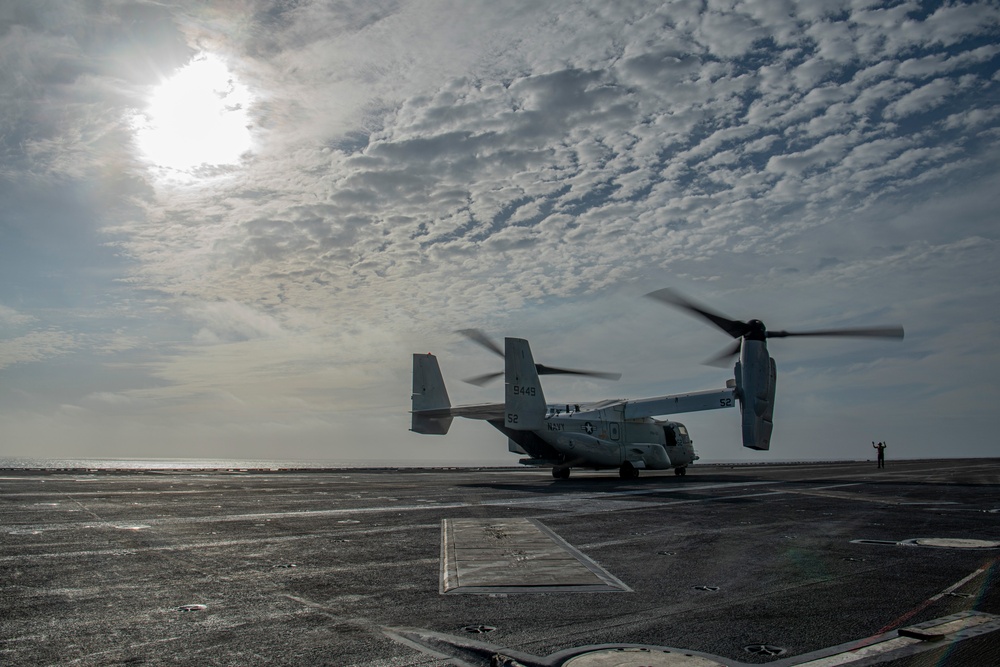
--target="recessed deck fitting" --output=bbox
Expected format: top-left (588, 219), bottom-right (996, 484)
top-left (462, 624), bottom-right (496, 634)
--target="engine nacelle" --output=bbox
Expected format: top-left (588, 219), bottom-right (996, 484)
top-left (735, 339), bottom-right (777, 450)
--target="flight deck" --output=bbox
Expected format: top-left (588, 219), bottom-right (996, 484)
top-left (2, 459), bottom-right (999, 666)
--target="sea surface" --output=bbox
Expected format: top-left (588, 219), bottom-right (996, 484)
top-left (0, 457), bottom-right (517, 470)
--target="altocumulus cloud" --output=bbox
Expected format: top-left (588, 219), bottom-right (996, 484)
top-left (0, 0), bottom-right (998, 462)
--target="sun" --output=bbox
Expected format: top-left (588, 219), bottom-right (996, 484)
top-left (134, 53), bottom-right (253, 173)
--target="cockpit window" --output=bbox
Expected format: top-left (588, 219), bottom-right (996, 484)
top-left (663, 426), bottom-right (677, 446)
top-left (676, 425), bottom-right (688, 436)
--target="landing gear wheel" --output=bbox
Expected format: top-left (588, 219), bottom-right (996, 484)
top-left (552, 467), bottom-right (571, 479)
top-left (674, 467), bottom-right (687, 476)
top-left (619, 462), bottom-right (639, 479)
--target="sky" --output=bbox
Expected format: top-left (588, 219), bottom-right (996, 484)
top-left (1, 0), bottom-right (998, 465)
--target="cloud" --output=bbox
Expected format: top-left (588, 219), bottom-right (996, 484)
top-left (2, 1), bottom-right (999, 462)
top-left (0, 330), bottom-right (79, 369)
top-left (883, 77), bottom-right (956, 118)
top-left (85, 391), bottom-right (135, 406)
top-left (765, 133), bottom-right (854, 175)
top-left (186, 300), bottom-right (289, 344)
top-left (0, 304), bottom-right (36, 327)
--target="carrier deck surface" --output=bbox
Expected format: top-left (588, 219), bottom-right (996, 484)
top-left (2, 459), bottom-right (999, 666)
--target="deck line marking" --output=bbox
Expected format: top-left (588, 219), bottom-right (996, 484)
top-left (871, 558), bottom-right (999, 638)
top-left (806, 559), bottom-right (1000, 661)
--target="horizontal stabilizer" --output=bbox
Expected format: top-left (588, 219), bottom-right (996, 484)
top-left (411, 414), bottom-right (454, 435)
top-left (410, 353), bottom-right (506, 435)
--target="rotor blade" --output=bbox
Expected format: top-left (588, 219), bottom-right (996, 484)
top-left (702, 339), bottom-right (743, 367)
top-left (456, 329), bottom-right (505, 358)
top-left (535, 364), bottom-right (622, 381)
top-left (461, 371), bottom-right (504, 387)
top-left (644, 288), bottom-right (750, 339)
top-left (767, 326), bottom-right (905, 340)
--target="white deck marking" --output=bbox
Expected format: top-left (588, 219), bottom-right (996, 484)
top-left (440, 518), bottom-right (631, 594)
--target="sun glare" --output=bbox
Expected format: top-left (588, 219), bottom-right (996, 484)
top-left (135, 53), bottom-right (253, 173)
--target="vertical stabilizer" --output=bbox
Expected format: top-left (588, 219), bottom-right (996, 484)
top-left (411, 353), bottom-right (453, 435)
top-left (504, 338), bottom-right (546, 430)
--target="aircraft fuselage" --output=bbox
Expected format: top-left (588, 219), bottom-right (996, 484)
top-left (496, 403), bottom-right (696, 471)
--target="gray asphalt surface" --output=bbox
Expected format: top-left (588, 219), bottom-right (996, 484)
top-left (2, 459), bottom-right (999, 666)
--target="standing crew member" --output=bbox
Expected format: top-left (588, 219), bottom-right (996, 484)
top-left (872, 441), bottom-right (886, 469)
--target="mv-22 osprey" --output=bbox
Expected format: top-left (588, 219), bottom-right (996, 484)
top-left (410, 289), bottom-right (904, 479)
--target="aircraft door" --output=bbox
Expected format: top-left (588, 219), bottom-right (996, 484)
top-left (604, 407), bottom-right (623, 442)
top-left (606, 408), bottom-right (624, 465)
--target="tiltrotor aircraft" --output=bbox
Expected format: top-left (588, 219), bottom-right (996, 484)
top-left (411, 289), bottom-right (904, 479)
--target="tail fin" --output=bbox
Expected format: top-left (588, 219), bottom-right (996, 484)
top-left (504, 338), bottom-right (547, 430)
top-left (411, 353), bottom-right (453, 435)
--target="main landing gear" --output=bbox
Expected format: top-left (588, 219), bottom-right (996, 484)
top-left (552, 467), bottom-right (571, 479)
top-left (619, 461), bottom-right (640, 479)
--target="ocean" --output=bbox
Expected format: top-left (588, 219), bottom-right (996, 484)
top-left (0, 457), bottom-right (517, 470)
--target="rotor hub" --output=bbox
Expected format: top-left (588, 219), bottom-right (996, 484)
top-left (745, 319), bottom-right (767, 340)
